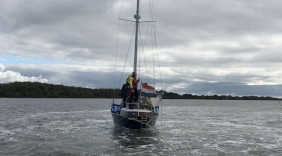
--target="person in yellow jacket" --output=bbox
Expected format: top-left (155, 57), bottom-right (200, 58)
top-left (126, 72), bottom-right (140, 102)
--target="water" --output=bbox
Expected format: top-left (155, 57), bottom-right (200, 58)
top-left (0, 98), bottom-right (282, 156)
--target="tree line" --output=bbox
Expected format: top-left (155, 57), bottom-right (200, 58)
top-left (0, 82), bottom-right (280, 100)
top-left (0, 82), bottom-right (119, 98)
top-left (162, 92), bottom-right (280, 100)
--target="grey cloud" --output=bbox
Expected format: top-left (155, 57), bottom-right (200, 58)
top-left (1, 0), bottom-right (113, 32)
top-left (4, 64), bottom-right (282, 97)
top-left (1, 0), bottom-right (282, 96)
top-left (175, 82), bottom-right (282, 97)
top-left (154, 0), bottom-right (282, 49)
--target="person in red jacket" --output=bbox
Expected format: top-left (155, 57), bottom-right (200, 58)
top-left (126, 72), bottom-right (140, 102)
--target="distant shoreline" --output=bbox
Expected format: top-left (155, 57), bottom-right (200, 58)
top-left (0, 82), bottom-right (281, 100)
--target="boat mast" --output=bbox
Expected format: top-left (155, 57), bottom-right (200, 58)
top-left (133, 0), bottom-right (140, 72)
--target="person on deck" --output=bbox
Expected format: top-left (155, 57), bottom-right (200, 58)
top-left (126, 72), bottom-right (140, 103)
top-left (121, 83), bottom-right (129, 107)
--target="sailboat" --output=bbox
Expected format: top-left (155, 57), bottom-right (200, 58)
top-left (110, 0), bottom-right (163, 129)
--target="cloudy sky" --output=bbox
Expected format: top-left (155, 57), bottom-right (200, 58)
top-left (1, 0), bottom-right (282, 97)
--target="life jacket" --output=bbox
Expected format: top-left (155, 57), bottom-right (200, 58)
top-left (126, 75), bottom-right (138, 89)
top-left (132, 77), bottom-right (138, 88)
top-left (126, 75), bottom-right (133, 89)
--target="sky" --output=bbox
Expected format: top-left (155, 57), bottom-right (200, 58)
top-left (1, 0), bottom-right (282, 97)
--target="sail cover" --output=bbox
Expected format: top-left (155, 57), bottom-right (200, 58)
top-left (141, 83), bottom-right (157, 98)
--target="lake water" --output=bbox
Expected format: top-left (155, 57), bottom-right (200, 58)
top-left (0, 98), bottom-right (282, 156)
